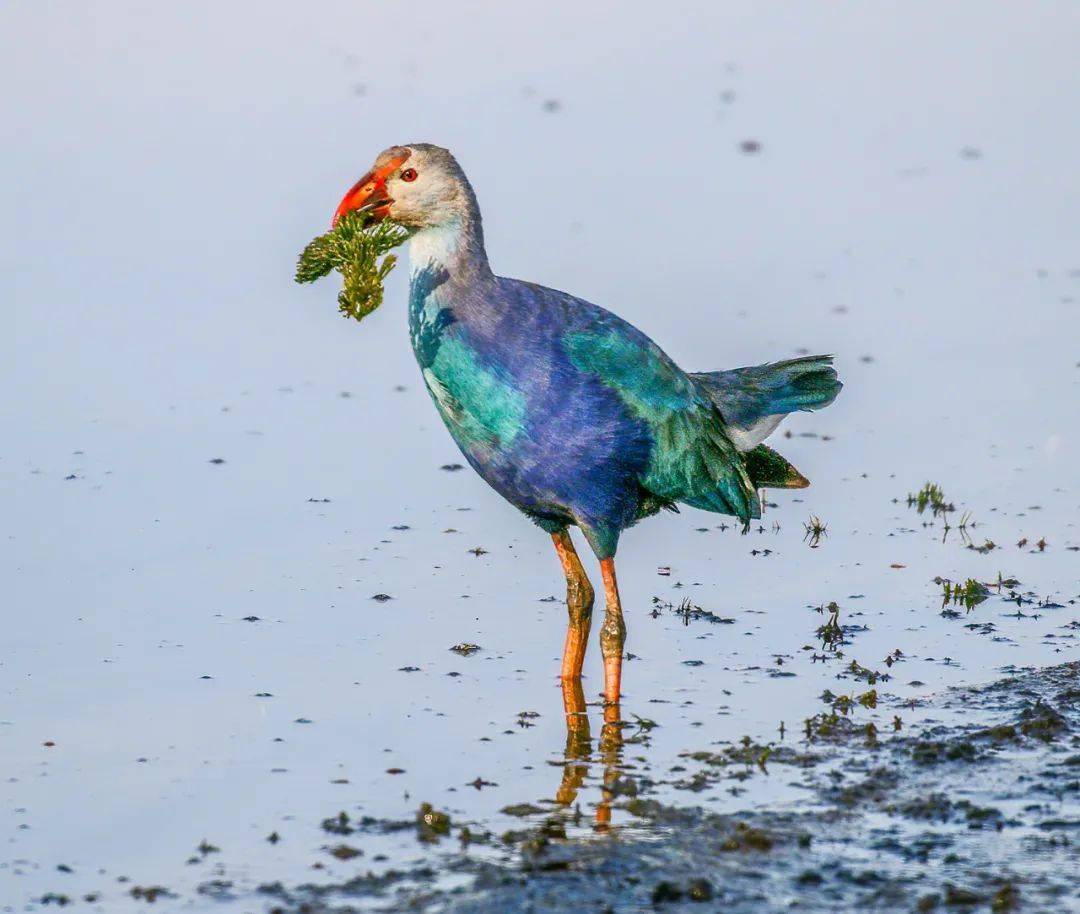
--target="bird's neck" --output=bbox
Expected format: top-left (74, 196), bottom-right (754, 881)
top-left (407, 209), bottom-right (493, 288)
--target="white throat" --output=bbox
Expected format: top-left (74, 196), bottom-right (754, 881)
top-left (408, 221), bottom-right (463, 275)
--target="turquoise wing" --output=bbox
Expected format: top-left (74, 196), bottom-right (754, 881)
top-left (562, 323), bottom-right (760, 526)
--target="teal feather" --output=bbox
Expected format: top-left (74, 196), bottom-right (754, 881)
top-left (562, 328), bottom-right (760, 530)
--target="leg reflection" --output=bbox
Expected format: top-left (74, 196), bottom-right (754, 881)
top-left (556, 679), bottom-right (591, 806)
top-left (555, 681), bottom-right (624, 828)
top-left (595, 701), bottom-right (622, 829)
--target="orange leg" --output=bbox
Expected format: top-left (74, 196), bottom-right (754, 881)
top-left (598, 558), bottom-right (626, 703)
top-left (552, 530), bottom-right (595, 681)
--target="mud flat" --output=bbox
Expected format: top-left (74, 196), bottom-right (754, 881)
top-left (258, 662), bottom-right (1079, 913)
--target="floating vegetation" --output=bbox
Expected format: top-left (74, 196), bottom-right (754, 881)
top-left (449, 643), bottom-right (482, 656)
top-left (968, 539), bottom-right (998, 554)
top-left (845, 659), bottom-right (887, 685)
top-left (680, 737), bottom-right (813, 782)
top-left (625, 714), bottom-right (659, 746)
top-left (326, 843), bottom-right (362, 860)
top-left (941, 510), bottom-right (975, 543)
top-left (516, 710), bottom-right (540, 729)
top-left (906, 482), bottom-right (955, 517)
top-left (718, 821), bottom-right (774, 852)
top-left (733, 735), bottom-right (773, 771)
top-left (937, 577), bottom-right (992, 611)
top-left (803, 515), bottom-right (828, 548)
top-left (416, 803), bottom-right (452, 842)
top-left (671, 598), bottom-right (735, 626)
top-left (821, 688), bottom-right (878, 717)
top-left (815, 602), bottom-right (844, 650)
top-left (321, 811), bottom-right (355, 835)
top-left (130, 886), bottom-right (175, 903)
top-left (500, 803), bottom-right (546, 818)
top-left (803, 710), bottom-right (844, 742)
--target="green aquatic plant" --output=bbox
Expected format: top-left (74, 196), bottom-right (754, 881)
top-left (938, 577), bottom-right (991, 611)
top-left (821, 688), bottom-right (877, 717)
top-left (416, 802), bottom-right (452, 842)
top-left (846, 659), bottom-right (885, 685)
top-left (625, 714), bottom-right (659, 746)
top-left (295, 212), bottom-right (409, 321)
top-left (673, 598), bottom-right (735, 625)
top-left (735, 735), bottom-right (773, 771)
top-left (803, 710), bottom-right (843, 741)
top-left (815, 601), bottom-right (843, 650)
top-left (803, 515), bottom-right (828, 548)
top-left (907, 482), bottom-right (954, 517)
top-left (941, 510), bottom-right (975, 543)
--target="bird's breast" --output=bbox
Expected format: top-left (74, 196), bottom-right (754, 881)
top-left (409, 298), bottom-right (527, 459)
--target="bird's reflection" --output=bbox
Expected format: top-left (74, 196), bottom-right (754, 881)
top-left (556, 680), bottom-right (624, 828)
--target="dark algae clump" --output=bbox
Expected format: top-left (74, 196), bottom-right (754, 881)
top-left (416, 803), bottom-right (452, 842)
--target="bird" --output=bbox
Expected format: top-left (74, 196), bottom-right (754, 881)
top-left (331, 143), bottom-right (842, 704)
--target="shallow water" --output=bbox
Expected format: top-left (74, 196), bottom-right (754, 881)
top-left (264, 662), bottom-right (1080, 913)
top-left (2, 2), bottom-right (1079, 911)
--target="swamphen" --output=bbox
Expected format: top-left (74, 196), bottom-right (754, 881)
top-left (333, 144), bottom-right (841, 702)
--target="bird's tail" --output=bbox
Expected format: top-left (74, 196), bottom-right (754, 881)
top-left (690, 355), bottom-right (842, 452)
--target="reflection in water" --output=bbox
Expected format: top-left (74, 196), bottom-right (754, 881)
top-left (556, 681), bottom-right (623, 829)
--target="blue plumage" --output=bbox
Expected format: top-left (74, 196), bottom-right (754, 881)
top-left (405, 229), bottom-right (838, 558)
top-left (331, 142), bottom-right (844, 700)
top-left (410, 266), bottom-right (655, 557)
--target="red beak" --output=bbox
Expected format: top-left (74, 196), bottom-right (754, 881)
top-left (332, 149), bottom-right (411, 226)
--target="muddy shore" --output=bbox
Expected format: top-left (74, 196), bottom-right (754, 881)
top-left (259, 662), bottom-right (1079, 913)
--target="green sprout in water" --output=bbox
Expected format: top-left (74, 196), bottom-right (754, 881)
top-left (803, 515), bottom-right (828, 548)
top-left (295, 211), bottom-right (409, 322)
top-left (906, 482), bottom-right (955, 517)
top-left (815, 601), bottom-right (844, 650)
top-left (941, 510), bottom-right (975, 544)
top-left (938, 577), bottom-right (991, 611)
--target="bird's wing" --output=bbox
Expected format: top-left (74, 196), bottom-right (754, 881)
top-left (559, 313), bottom-right (760, 526)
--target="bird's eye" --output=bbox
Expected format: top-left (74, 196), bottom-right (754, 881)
top-left (400, 168), bottom-right (418, 182)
